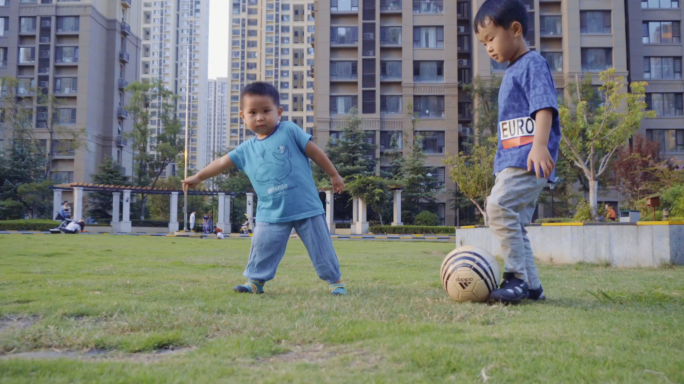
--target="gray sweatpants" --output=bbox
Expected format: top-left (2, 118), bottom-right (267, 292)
top-left (486, 167), bottom-right (547, 289)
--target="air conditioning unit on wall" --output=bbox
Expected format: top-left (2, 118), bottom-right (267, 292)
top-left (458, 59), bottom-right (469, 66)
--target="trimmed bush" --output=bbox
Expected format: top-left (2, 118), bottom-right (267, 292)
top-left (131, 220), bottom-right (170, 228)
top-left (414, 211), bottom-right (439, 226)
top-left (0, 219), bottom-right (59, 231)
top-left (535, 218), bottom-right (578, 224)
top-left (370, 225), bottom-right (456, 235)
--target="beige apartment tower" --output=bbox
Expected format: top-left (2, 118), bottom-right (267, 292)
top-left (140, 0), bottom-right (209, 173)
top-left (313, 0), bottom-right (459, 226)
top-left (228, 0), bottom-right (317, 147)
top-left (0, 0), bottom-right (141, 185)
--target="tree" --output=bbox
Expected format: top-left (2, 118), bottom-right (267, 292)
top-left (400, 134), bottom-right (439, 224)
top-left (220, 169), bottom-right (254, 233)
top-left (346, 176), bottom-right (390, 225)
top-left (444, 76), bottom-right (500, 225)
top-left (88, 158), bottom-right (130, 221)
top-left (125, 80), bottom-right (184, 219)
top-left (559, 69), bottom-right (655, 220)
top-left (16, 180), bottom-right (54, 219)
top-left (613, 134), bottom-right (663, 209)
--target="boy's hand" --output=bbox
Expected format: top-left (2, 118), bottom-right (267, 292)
top-left (182, 175), bottom-right (202, 192)
top-left (527, 144), bottom-right (555, 178)
top-left (331, 174), bottom-right (345, 193)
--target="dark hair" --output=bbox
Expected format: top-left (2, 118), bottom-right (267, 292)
top-left (240, 82), bottom-right (280, 108)
top-left (474, 0), bottom-right (528, 36)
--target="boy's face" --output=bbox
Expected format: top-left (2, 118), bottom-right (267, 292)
top-left (240, 94), bottom-right (283, 137)
top-left (476, 18), bottom-right (524, 63)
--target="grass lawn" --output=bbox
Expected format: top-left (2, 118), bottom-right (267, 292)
top-left (0, 235), bottom-right (683, 384)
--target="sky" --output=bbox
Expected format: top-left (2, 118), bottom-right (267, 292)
top-left (208, 0), bottom-right (230, 79)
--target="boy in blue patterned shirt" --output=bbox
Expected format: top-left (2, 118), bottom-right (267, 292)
top-left (474, 0), bottom-right (561, 304)
top-left (182, 82), bottom-right (347, 295)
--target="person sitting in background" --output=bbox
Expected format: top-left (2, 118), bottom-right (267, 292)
top-left (215, 227), bottom-right (224, 239)
top-left (605, 204), bottom-right (617, 222)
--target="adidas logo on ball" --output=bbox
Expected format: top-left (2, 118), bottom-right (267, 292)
top-left (440, 245), bottom-right (501, 303)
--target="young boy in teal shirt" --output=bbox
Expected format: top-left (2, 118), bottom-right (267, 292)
top-left (183, 82), bottom-right (347, 295)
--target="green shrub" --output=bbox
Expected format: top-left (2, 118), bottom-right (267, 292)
top-left (573, 199), bottom-right (606, 222)
top-left (661, 185), bottom-right (684, 217)
top-left (0, 219), bottom-right (58, 231)
top-left (131, 220), bottom-right (170, 228)
top-left (370, 225), bottom-right (456, 235)
top-left (414, 211), bottom-right (439, 227)
top-left (535, 218), bottom-right (578, 224)
top-left (0, 200), bottom-right (25, 220)
top-left (667, 216), bottom-right (684, 222)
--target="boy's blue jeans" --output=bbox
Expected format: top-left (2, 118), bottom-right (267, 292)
top-left (244, 214), bottom-right (342, 284)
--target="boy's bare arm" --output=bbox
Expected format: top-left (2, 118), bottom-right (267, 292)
top-left (305, 141), bottom-right (345, 193)
top-left (182, 154), bottom-right (235, 191)
top-left (527, 108), bottom-right (555, 178)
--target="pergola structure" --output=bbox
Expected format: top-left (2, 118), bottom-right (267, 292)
top-left (53, 183), bottom-right (404, 234)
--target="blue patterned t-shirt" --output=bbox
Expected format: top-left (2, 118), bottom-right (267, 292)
top-left (495, 50), bottom-right (561, 180)
top-left (228, 121), bottom-right (324, 223)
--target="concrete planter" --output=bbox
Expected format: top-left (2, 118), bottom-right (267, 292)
top-left (455, 222), bottom-right (684, 268)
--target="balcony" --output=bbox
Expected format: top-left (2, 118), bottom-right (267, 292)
top-left (119, 50), bottom-right (130, 63)
top-left (117, 107), bottom-right (128, 119)
top-left (120, 21), bottom-right (131, 36)
top-left (116, 136), bottom-right (128, 147)
top-left (381, 0), bottom-right (402, 12)
top-left (118, 78), bottom-right (129, 90)
top-left (121, 0), bottom-right (132, 8)
top-left (414, 0), bottom-right (444, 14)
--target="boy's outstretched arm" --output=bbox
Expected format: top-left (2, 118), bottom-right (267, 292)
top-left (182, 154), bottom-right (236, 192)
top-left (527, 108), bottom-right (555, 178)
top-left (305, 141), bottom-right (344, 193)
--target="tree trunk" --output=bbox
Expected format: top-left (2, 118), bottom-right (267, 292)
top-left (471, 199), bottom-right (488, 226)
top-left (589, 179), bottom-right (598, 221)
top-left (141, 194), bottom-right (147, 220)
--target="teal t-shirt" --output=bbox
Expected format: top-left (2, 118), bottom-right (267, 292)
top-left (228, 121), bottom-right (324, 223)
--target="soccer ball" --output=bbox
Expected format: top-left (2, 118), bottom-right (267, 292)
top-left (440, 245), bottom-right (501, 302)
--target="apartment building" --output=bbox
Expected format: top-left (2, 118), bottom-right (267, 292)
top-left (140, 0), bottom-right (209, 174)
top-left (228, 0), bottom-right (317, 147)
top-left (626, 0), bottom-right (684, 161)
top-left (0, 0), bottom-right (141, 186)
top-left (206, 77), bottom-right (228, 164)
top-left (313, 0), bottom-right (459, 226)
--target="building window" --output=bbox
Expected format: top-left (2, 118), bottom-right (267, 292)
top-left (413, 61), bottom-right (444, 82)
top-left (541, 52), bottom-right (562, 72)
top-left (0, 17), bottom-right (8, 37)
top-left (540, 16), bottom-right (561, 36)
top-left (330, 96), bottom-right (358, 114)
top-left (380, 131), bottom-right (403, 150)
top-left (380, 26), bottom-right (402, 45)
top-left (647, 129), bottom-right (684, 152)
top-left (643, 21), bottom-right (681, 44)
top-left (363, 23), bottom-right (375, 56)
top-left (55, 78), bottom-right (78, 94)
top-left (417, 131), bottom-right (446, 153)
top-left (0, 47), bottom-right (7, 67)
top-left (380, 0), bottom-right (402, 11)
top-left (329, 130), bottom-right (342, 146)
top-left (56, 46), bottom-right (79, 63)
top-left (581, 48), bottom-right (612, 72)
top-left (363, 90), bottom-right (376, 114)
top-left (293, 49), bottom-right (304, 66)
top-left (57, 109), bottom-right (77, 125)
top-left (331, 0), bottom-right (359, 12)
top-left (414, 0), bottom-right (444, 13)
top-left (331, 27), bottom-right (359, 45)
top-left (18, 47), bottom-right (36, 64)
top-left (580, 11), bottom-right (611, 34)
top-left (414, 27), bottom-right (444, 48)
top-left (644, 57), bottom-right (682, 79)
top-left (56, 16), bottom-right (79, 33)
top-left (363, 131), bottom-right (376, 159)
top-left (642, 0), bottom-right (679, 8)
top-left (429, 167), bottom-right (446, 187)
top-left (293, 94), bottom-right (304, 112)
top-left (645, 93), bottom-right (684, 116)
top-left (20, 17), bottom-right (36, 33)
top-left (247, 74), bottom-right (256, 81)
top-left (330, 61), bottom-right (358, 80)
top-left (414, 96), bottom-right (445, 119)
top-left (380, 61), bottom-right (402, 80)
top-left (380, 95), bottom-right (402, 114)
top-left (280, 81), bottom-right (290, 89)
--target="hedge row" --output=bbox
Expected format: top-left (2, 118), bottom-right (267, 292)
top-left (369, 225), bottom-right (456, 235)
top-left (0, 220), bottom-right (59, 231)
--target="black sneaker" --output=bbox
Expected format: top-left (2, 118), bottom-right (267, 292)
top-left (489, 273), bottom-right (529, 305)
top-left (527, 286), bottom-right (546, 301)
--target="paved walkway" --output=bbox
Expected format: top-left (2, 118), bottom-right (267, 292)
top-left (0, 231), bottom-right (455, 242)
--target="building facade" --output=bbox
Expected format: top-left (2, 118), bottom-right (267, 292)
top-left (0, 0), bottom-right (141, 185)
top-left (313, 0), bottom-right (459, 225)
top-left (206, 77), bottom-right (228, 165)
top-left (228, 0), bottom-right (317, 147)
top-left (140, 0), bottom-right (209, 174)
top-left (626, 0), bottom-right (684, 161)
